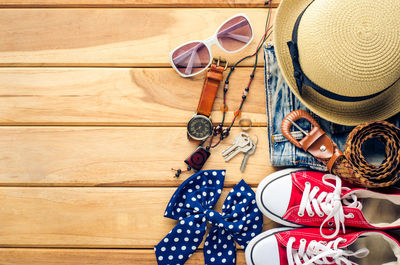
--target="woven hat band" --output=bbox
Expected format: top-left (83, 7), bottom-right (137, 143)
top-left (287, 1), bottom-right (395, 102)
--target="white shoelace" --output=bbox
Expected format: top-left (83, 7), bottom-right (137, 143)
top-left (298, 174), bottom-right (362, 239)
top-left (287, 237), bottom-right (369, 265)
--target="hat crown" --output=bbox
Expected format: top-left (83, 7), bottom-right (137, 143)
top-left (297, 0), bottom-right (400, 97)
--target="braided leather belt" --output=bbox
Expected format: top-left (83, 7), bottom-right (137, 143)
top-left (281, 110), bottom-right (400, 188)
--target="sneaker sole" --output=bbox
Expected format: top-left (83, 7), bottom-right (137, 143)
top-left (256, 168), bottom-right (306, 228)
top-left (245, 226), bottom-right (294, 265)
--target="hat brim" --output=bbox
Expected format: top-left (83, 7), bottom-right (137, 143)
top-left (274, 0), bottom-right (400, 126)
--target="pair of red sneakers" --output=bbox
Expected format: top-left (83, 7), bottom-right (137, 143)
top-left (245, 168), bottom-right (400, 265)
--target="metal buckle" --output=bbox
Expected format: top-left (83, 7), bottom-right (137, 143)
top-left (281, 110), bottom-right (320, 149)
top-left (212, 57), bottom-right (228, 71)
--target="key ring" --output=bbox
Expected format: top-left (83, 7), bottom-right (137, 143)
top-left (239, 117), bottom-right (252, 131)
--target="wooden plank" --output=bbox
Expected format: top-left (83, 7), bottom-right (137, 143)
top-left (0, 9), bottom-right (274, 67)
top-left (0, 187), bottom-right (278, 247)
top-left (0, 67), bottom-right (266, 126)
top-left (0, 0), bottom-right (280, 8)
top-left (0, 249), bottom-right (247, 265)
top-left (0, 127), bottom-right (275, 187)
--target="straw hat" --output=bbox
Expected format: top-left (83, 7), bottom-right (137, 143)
top-left (274, 0), bottom-right (400, 125)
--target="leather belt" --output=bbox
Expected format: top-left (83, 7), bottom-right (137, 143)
top-left (281, 110), bottom-right (400, 188)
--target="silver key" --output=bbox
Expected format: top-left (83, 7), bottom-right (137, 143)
top-left (240, 136), bottom-right (258, 172)
top-left (222, 132), bottom-right (253, 162)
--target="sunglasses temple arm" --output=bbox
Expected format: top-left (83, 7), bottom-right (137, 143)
top-left (184, 47), bottom-right (198, 75)
top-left (217, 19), bottom-right (250, 38)
top-left (172, 43), bottom-right (203, 65)
top-left (218, 33), bottom-right (251, 43)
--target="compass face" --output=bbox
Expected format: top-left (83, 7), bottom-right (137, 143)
top-left (187, 115), bottom-right (213, 141)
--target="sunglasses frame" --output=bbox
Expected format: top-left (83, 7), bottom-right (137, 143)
top-left (170, 13), bottom-right (253, 78)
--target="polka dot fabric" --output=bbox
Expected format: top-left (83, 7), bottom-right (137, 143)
top-left (154, 170), bottom-right (263, 265)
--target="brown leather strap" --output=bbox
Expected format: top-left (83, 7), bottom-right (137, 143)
top-left (281, 110), bottom-right (400, 188)
top-left (197, 63), bottom-right (224, 117)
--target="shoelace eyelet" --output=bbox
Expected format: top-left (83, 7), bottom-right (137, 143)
top-left (300, 238), bottom-right (306, 243)
top-left (318, 213), bottom-right (324, 217)
top-left (348, 213), bottom-right (354, 218)
top-left (298, 212), bottom-right (304, 217)
top-left (308, 212), bottom-right (315, 217)
top-left (328, 221), bottom-right (334, 226)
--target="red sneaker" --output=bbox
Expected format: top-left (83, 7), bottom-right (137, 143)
top-left (256, 168), bottom-right (400, 239)
top-left (245, 227), bottom-right (400, 265)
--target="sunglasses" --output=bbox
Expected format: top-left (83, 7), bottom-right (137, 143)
top-left (170, 14), bottom-right (253, 77)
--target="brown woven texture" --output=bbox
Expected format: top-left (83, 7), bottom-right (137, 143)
top-left (332, 121), bottom-right (400, 188)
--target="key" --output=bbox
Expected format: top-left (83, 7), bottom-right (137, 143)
top-left (222, 132), bottom-right (253, 162)
top-left (240, 136), bottom-right (258, 172)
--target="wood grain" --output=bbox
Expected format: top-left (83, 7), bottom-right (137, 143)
top-left (0, 187), bottom-right (277, 247)
top-left (0, 249), bottom-right (247, 265)
top-left (0, 0), bottom-right (280, 8)
top-left (0, 67), bottom-right (266, 126)
top-left (0, 126), bottom-right (276, 187)
top-left (0, 9), bottom-right (274, 66)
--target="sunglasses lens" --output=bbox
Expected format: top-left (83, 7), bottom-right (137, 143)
top-left (171, 42), bottom-right (210, 76)
top-left (217, 16), bottom-right (252, 52)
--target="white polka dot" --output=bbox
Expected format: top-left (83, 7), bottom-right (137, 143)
top-left (207, 250), bottom-right (211, 254)
top-left (242, 232), bottom-right (247, 236)
top-left (252, 200), bottom-right (256, 204)
top-left (186, 212), bottom-right (190, 216)
top-left (186, 204), bottom-right (190, 208)
top-left (194, 238), bottom-right (199, 242)
top-left (165, 211), bottom-right (168, 215)
top-left (195, 214), bottom-right (200, 218)
top-left (218, 239), bottom-right (221, 244)
top-left (237, 192), bottom-right (241, 197)
top-left (177, 229), bottom-right (182, 233)
top-left (205, 241), bottom-right (209, 246)
top-left (223, 244), bottom-right (227, 249)
top-left (217, 189), bottom-right (222, 194)
top-left (184, 237), bottom-right (189, 242)
top-left (227, 235), bottom-right (232, 240)
top-left (221, 230), bottom-right (225, 235)
top-left (171, 246), bottom-right (176, 251)
top-left (195, 185), bottom-right (200, 189)
top-left (254, 208), bottom-right (259, 212)
top-left (202, 191), bottom-right (207, 196)
top-left (222, 171), bottom-right (225, 176)
top-left (214, 244), bottom-right (217, 249)
top-left (189, 181), bottom-right (193, 184)
top-left (244, 227), bottom-right (248, 231)
top-left (191, 246), bottom-right (196, 250)
top-left (211, 257), bottom-right (215, 262)
top-left (168, 255), bottom-right (173, 260)
top-left (243, 199), bottom-right (247, 203)
top-left (240, 186), bottom-right (245, 191)
top-left (217, 252), bottom-right (222, 256)
top-left (181, 246), bottom-right (186, 250)
top-left (247, 220), bottom-right (251, 224)
top-left (253, 225), bottom-right (258, 229)
top-left (187, 229), bottom-right (191, 234)
top-left (204, 172), bottom-right (208, 175)
top-left (216, 180), bottom-right (221, 185)
top-left (197, 175), bottom-right (201, 179)
top-left (189, 221), bottom-right (193, 226)
top-left (194, 207), bottom-right (199, 212)
top-left (239, 224), bottom-right (243, 229)
top-left (228, 225), bottom-right (234, 229)
top-left (209, 212), bottom-right (214, 217)
top-left (177, 208), bottom-right (181, 212)
top-left (191, 197), bottom-right (196, 202)
top-left (222, 258), bottom-right (227, 263)
top-left (255, 216), bottom-right (260, 221)
top-left (183, 195), bottom-right (186, 199)
top-left (188, 189), bottom-right (193, 193)
top-left (251, 232), bottom-right (256, 237)
top-left (161, 247), bottom-right (166, 251)
top-left (174, 238), bottom-right (179, 242)
top-left (232, 206), bottom-right (236, 211)
top-left (212, 171), bottom-right (217, 176)
top-left (197, 194), bottom-right (201, 199)
top-left (208, 180), bottom-right (213, 185)
top-left (227, 196), bottom-right (231, 200)
top-left (178, 255), bottom-right (183, 259)
top-left (242, 208), bottom-right (245, 212)
top-left (202, 181), bottom-right (206, 186)
top-left (210, 192), bottom-right (214, 196)
top-left (212, 235), bottom-right (217, 240)
top-left (195, 230), bottom-right (201, 234)
top-left (158, 256), bottom-right (163, 261)
top-left (164, 238), bottom-right (169, 243)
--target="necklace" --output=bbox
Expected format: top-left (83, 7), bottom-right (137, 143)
top-left (173, 2), bottom-right (273, 177)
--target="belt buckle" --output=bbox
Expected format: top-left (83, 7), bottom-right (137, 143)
top-left (212, 57), bottom-right (228, 71)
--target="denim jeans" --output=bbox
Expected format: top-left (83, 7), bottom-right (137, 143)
top-left (264, 43), bottom-right (400, 170)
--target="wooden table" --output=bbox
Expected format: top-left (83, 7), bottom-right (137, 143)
top-left (0, 1), bottom-right (281, 264)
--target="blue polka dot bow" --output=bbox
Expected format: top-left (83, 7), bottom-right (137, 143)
top-left (154, 170), bottom-right (263, 265)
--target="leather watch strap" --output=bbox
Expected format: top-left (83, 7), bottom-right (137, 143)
top-left (197, 63), bottom-right (225, 117)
